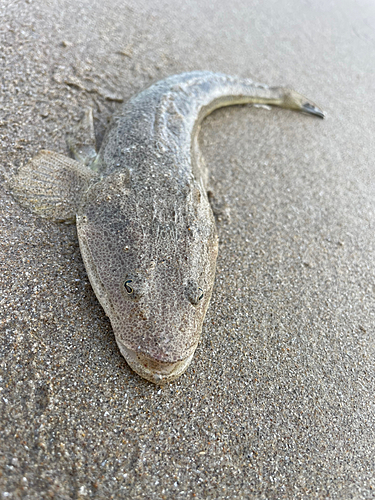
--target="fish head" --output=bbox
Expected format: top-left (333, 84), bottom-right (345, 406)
top-left (77, 172), bottom-right (218, 383)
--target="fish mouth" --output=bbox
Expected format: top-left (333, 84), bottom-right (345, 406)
top-left (117, 344), bottom-right (196, 384)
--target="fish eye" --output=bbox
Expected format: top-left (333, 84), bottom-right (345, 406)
top-left (123, 274), bottom-right (147, 300)
top-left (124, 279), bottom-right (133, 294)
top-left (185, 280), bottom-right (204, 306)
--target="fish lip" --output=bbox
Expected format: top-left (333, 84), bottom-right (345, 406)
top-left (117, 343), bottom-right (197, 384)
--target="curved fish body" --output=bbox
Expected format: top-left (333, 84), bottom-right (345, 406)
top-left (11, 71), bottom-right (324, 384)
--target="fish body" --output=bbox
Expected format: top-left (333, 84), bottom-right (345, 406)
top-left (11, 71), bottom-right (324, 383)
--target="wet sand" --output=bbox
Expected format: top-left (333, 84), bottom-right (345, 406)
top-left (1, 0), bottom-right (375, 497)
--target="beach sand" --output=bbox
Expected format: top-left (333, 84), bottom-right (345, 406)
top-left (1, 0), bottom-right (375, 497)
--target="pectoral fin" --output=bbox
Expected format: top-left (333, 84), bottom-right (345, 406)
top-left (11, 150), bottom-right (97, 223)
top-left (66, 107), bottom-right (98, 167)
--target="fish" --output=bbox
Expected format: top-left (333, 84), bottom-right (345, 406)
top-left (11, 71), bottom-right (324, 384)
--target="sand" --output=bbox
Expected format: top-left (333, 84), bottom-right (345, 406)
top-left (1, 0), bottom-right (375, 497)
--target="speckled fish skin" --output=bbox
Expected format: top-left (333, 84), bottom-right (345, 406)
top-left (11, 71), bottom-right (324, 384)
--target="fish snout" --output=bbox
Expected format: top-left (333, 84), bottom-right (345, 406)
top-left (117, 343), bottom-right (196, 384)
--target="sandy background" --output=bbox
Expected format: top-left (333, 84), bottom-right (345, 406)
top-left (1, 0), bottom-right (375, 498)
